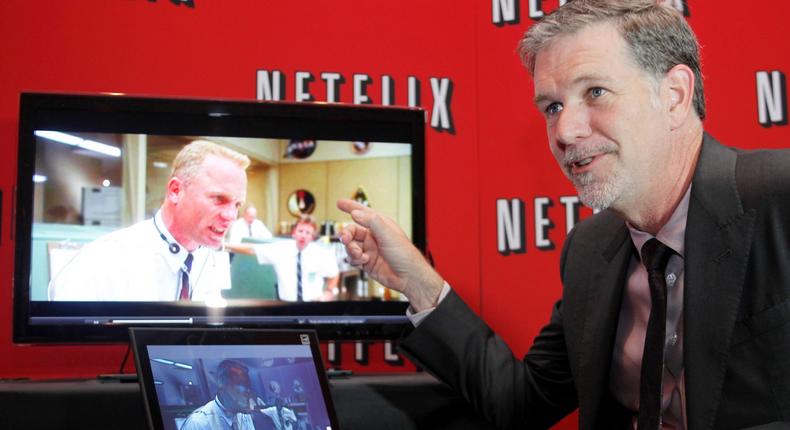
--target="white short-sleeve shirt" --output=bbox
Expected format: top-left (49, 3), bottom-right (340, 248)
top-left (252, 240), bottom-right (339, 301)
top-left (227, 218), bottom-right (273, 244)
top-left (48, 212), bottom-right (230, 302)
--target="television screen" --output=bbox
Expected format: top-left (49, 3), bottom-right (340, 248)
top-left (14, 92), bottom-right (425, 343)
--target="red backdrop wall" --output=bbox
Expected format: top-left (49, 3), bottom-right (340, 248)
top-left (0, 1), bottom-right (788, 429)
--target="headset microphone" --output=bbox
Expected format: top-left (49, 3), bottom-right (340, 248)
top-left (152, 217), bottom-right (181, 254)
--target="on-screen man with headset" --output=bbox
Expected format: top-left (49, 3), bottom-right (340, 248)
top-left (49, 140), bottom-right (249, 301)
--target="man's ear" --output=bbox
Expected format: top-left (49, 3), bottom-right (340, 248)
top-left (664, 64), bottom-right (696, 129)
top-left (166, 177), bottom-right (184, 204)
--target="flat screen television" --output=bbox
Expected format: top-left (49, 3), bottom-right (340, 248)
top-left (13, 92), bottom-right (425, 343)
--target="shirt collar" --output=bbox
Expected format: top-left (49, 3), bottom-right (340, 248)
top-left (213, 396), bottom-right (236, 425)
top-left (626, 185), bottom-right (691, 258)
top-left (153, 210), bottom-right (197, 272)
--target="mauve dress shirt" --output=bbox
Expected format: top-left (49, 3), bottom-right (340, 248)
top-left (611, 187), bottom-right (691, 430)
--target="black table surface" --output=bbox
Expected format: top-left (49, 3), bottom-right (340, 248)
top-left (0, 372), bottom-right (495, 430)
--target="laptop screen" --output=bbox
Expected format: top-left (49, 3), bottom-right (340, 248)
top-left (131, 328), bottom-right (339, 430)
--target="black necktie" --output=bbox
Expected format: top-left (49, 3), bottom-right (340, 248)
top-left (637, 238), bottom-right (675, 430)
top-left (248, 223), bottom-right (253, 237)
top-left (179, 253), bottom-right (193, 300)
top-left (296, 251), bottom-right (303, 302)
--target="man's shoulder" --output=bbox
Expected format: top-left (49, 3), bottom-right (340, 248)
top-left (694, 135), bottom-right (790, 228)
top-left (305, 241), bottom-right (334, 257)
top-left (189, 400), bottom-right (215, 414)
top-left (568, 210), bottom-right (625, 246)
top-left (559, 209), bottom-right (629, 272)
top-left (732, 146), bottom-right (790, 208)
top-left (180, 401), bottom-right (213, 425)
top-left (703, 134), bottom-right (790, 191)
top-left (270, 239), bottom-right (294, 251)
top-left (188, 399), bottom-right (227, 420)
top-left (733, 146), bottom-right (790, 179)
top-left (76, 219), bottom-right (154, 254)
top-left (253, 239), bottom-right (292, 259)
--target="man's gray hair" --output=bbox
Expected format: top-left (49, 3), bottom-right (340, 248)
top-left (519, 0), bottom-right (705, 119)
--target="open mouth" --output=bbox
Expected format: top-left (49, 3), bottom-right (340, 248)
top-left (573, 157), bottom-right (593, 168)
top-left (568, 154), bottom-right (599, 174)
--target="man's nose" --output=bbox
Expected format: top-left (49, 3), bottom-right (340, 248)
top-left (554, 105), bottom-right (592, 149)
top-left (220, 206), bottom-right (238, 221)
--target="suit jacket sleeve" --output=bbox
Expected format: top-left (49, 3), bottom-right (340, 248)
top-left (400, 232), bottom-right (582, 429)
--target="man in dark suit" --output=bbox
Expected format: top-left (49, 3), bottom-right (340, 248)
top-left (337, 0), bottom-right (790, 429)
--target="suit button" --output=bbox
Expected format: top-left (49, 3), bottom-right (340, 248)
top-left (668, 331), bottom-right (678, 346)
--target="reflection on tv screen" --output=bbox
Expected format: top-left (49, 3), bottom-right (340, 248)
top-left (33, 132), bottom-right (412, 304)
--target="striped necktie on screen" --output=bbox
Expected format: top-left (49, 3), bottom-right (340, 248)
top-left (296, 251), bottom-right (303, 301)
top-left (179, 253), bottom-right (193, 300)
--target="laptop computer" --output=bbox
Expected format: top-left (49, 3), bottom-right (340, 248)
top-left (131, 327), bottom-right (340, 430)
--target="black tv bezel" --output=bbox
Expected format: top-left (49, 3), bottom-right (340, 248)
top-left (13, 92), bottom-right (425, 344)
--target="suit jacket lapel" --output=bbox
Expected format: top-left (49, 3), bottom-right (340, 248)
top-left (576, 221), bottom-right (632, 430)
top-left (684, 134), bottom-right (756, 430)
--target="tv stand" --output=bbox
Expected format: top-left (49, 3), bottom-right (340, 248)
top-left (325, 367), bottom-right (354, 378)
top-left (97, 373), bottom-right (138, 383)
top-left (0, 373), bottom-right (494, 429)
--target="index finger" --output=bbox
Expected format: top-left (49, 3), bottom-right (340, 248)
top-left (337, 198), bottom-right (368, 214)
top-left (337, 199), bottom-right (375, 228)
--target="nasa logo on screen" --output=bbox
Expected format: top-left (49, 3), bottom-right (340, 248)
top-left (284, 139), bottom-right (317, 159)
top-left (351, 141), bottom-right (371, 155)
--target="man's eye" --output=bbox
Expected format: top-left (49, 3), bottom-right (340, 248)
top-left (545, 103), bottom-right (563, 116)
top-left (590, 87), bottom-right (606, 98)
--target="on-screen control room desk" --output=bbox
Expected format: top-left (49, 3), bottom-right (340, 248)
top-left (0, 372), bottom-right (496, 430)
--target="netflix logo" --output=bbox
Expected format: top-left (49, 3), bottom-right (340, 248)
top-left (492, 0), bottom-right (689, 26)
top-left (756, 70), bottom-right (788, 127)
top-left (256, 70), bottom-right (456, 134)
top-left (496, 195), bottom-right (592, 254)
